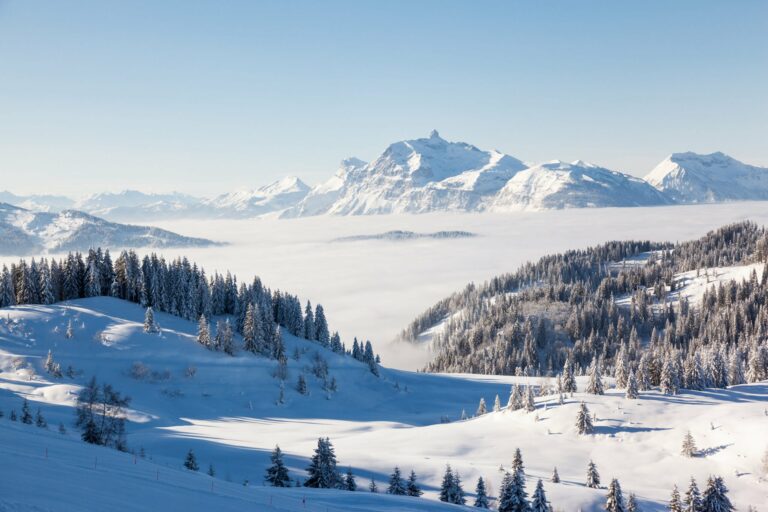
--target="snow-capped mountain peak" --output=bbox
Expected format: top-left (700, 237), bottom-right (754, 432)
top-left (490, 159), bottom-right (671, 211)
top-left (644, 151), bottom-right (768, 203)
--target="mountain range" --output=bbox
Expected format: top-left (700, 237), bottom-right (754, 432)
top-left (3, 132), bottom-right (766, 220)
top-left (0, 203), bottom-right (219, 255)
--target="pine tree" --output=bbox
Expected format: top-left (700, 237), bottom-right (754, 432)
top-left (343, 468), bottom-right (357, 491)
top-left (304, 437), bottom-right (340, 489)
top-left (65, 319), bottom-right (74, 339)
top-left (473, 476), bottom-right (489, 508)
top-left (606, 478), bottom-right (626, 512)
top-left (406, 470), bottom-right (423, 497)
top-left (660, 354), bottom-right (680, 395)
top-left (530, 479), bottom-right (549, 512)
top-left (21, 399), bottom-right (32, 424)
top-left (242, 303), bottom-right (259, 353)
top-left (369, 477), bottom-right (378, 493)
top-left (476, 397), bottom-right (487, 416)
top-left (498, 470), bottom-right (528, 512)
top-left (10, 410), bottom-right (17, 421)
top-left (297, 374), bottom-right (308, 395)
top-left (586, 460), bottom-right (600, 488)
top-left (494, 394), bottom-right (502, 412)
top-left (563, 358), bottom-right (577, 393)
top-left (700, 476), bottom-right (734, 512)
top-left (525, 386), bottom-right (536, 412)
top-left (218, 319), bottom-right (235, 355)
top-left (587, 360), bottom-right (604, 395)
top-left (684, 478), bottom-right (702, 512)
top-left (265, 445), bottom-right (291, 487)
top-left (197, 315), bottom-right (211, 348)
top-left (387, 466), bottom-right (406, 495)
top-left (627, 493), bottom-right (639, 512)
top-left (669, 485), bottom-right (683, 512)
top-left (35, 408), bottom-right (46, 428)
top-left (303, 301), bottom-right (315, 340)
top-left (184, 449), bottom-right (199, 471)
top-left (552, 467), bottom-right (560, 483)
top-left (681, 430), bottom-right (697, 457)
top-left (439, 465), bottom-right (465, 504)
top-left (143, 307), bottom-right (157, 333)
top-left (314, 304), bottom-right (330, 347)
top-left (625, 369), bottom-right (639, 399)
top-left (576, 402), bottom-right (594, 434)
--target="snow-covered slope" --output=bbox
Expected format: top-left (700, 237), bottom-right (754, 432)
top-left (283, 131), bottom-right (527, 217)
top-left (0, 298), bottom-right (764, 511)
top-left (204, 176), bottom-right (310, 217)
top-left (0, 203), bottom-right (219, 255)
top-left (645, 152), bottom-right (768, 203)
top-left (491, 160), bottom-right (671, 211)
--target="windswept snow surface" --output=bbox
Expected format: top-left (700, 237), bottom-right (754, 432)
top-left (0, 299), bottom-right (765, 511)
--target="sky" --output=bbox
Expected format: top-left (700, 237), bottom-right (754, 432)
top-left (0, 0), bottom-right (766, 197)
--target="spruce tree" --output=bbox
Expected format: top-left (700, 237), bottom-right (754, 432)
top-left (184, 449), bottom-right (199, 471)
top-left (143, 307), bottom-right (157, 333)
top-left (681, 431), bottom-right (697, 457)
top-left (21, 399), bottom-right (32, 424)
top-left (387, 466), bottom-right (406, 495)
top-left (208, 464), bottom-right (215, 477)
top-left (700, 476), bottom-right (734, 512)
top-left (265, 445), bottom-right (291, 487)
top-left (525, 386), bottom-right (535, 412)
top-left (197, 315), bottom-right (211, 348)
top-left (625, 369), bottom-right (639, 399)
top-left (343, 467), bottom-right (357, 491)
top-left (35, 408), bottom-right (46, 428)
top-left (563, 358), bottom-right (577, 393)
top-left (586, 460), bottom-right (600, 488)
top-left (576, 402), bottom-right (594, 434)
top-left (684, 478), bottom-right (702, 512)
top-left (297, 374), bottom-right (308, 395)
top-left (606, 478), bottom-right (626, 512)
top-left (552, 467), bottom-right (560, 483)
top-left (627, 493), bottom-right (639, 512)
top-left (493, 394), bottom-right (501, 412)
top-left (473, 476), bottom-right (489, 508)
top-left (587, 360), bottom-right (604, 395)
top-left (304, 437), bottom-right (340, 489)
top-left (406, 470), bottom-right (423, 497)
top-left (530, 479), bottom-right (549, 512)
top-left (669, 485), bottom-right (683, 512)
top-left (369, 477), bottom-right (378, 493)
top-left (476, 397), bottom-right (487, 416)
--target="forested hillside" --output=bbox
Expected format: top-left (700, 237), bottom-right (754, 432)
top-left (402, 222), bottom-right (768, 390)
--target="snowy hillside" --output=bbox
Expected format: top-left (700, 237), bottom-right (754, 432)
top-left (0, 203), bottom-right (219, 255)
top-left (0, 298), bottom-right (764, 511)
top-left (490, 160), bottom-right (671, 211)
top-left (645, 152), bottom-right (768, 204)
top-left (282, 131), bottom-right (528, 217)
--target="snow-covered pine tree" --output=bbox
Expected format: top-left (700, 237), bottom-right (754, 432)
top-left (184, 449), bottom-right (199, 471)
top-left (314, 304), bottom-right (330, 347)
top-left (387, 466), bottom-right (407, 495)
top-left (497, 470), bottom-right (528, 512)
top-left (587, 360), bottom-right (604, 395)
top-left (493, 394), bottom-right (501, 412)
top-left (369, 477), bottom-right (378, 493)
top-left (35, 408), bottom-right (46, 428)
top-left (406, 470), bottom-right (423, 497)
top-left (727, 350), bottom-right (744, 386)
top-left (219, 319), bottom-right (235, 355)
top-left (627, 493), bottom-right (639, 512)
top-left (297, 374), bottom-right (308, 395)
top-left (242, 303), bottom-right (258, 353)
top-left (684, 478), bottom-right (701, 512)
top-left (143, 307), bottom-right (157, 333)
top-left (681, 430), bottom-right (697, 457)
top-left (439, 465), bottom-right (457, 504)
top-left (614, 346), bottom-right (628, 389)
top-left (304, 437), bottom-right (340, 489)
top-left (343, 468), bottom-right (357, 491)
top-left (625, 369), bottom-right (639, 399)
top-left (21, 399), bottom-right (32, 424)
top-left (700, 476), bottom-right (734, 512)
top-left (563, 358), bottom-right (577, 393)
top-left (552, 467), bottom-right (560, 483)
top-left (576, 402), bottom-right (594, 434)
top-left (65, 319), bottom-right (74, 339)
top-left (669, 485), bottom-right (683, 512)
top-left (530, 479), bottom-right (549, 512)
top-left (525, 386), bottom-right (535, 412)
top-left (303, 301), bottom-right (315, 341)
top-left (586, 460), bottom-right (600, 488)
top-left (660, 353), bottom-right (680, 395)
top-left (197, 315), bottom-right (211, 349)
top-left (265, 445), bottom-right (291, 487)
top-left (473, 476), bottom-right (489, 508)
top-left (637, 353), bottom-right (651, 391)
top-left (476, 397), bottom-right (487, 416)
top-left (605, 478), bottom-right (626, 512)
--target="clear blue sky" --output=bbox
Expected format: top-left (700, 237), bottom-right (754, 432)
top-left (0, 0), bottom-right (766, 196)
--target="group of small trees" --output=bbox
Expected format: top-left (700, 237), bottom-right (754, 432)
top-left (75, 376), bottom-right (131, 451)
top-left (3, 398), bottom-right (48, 429)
